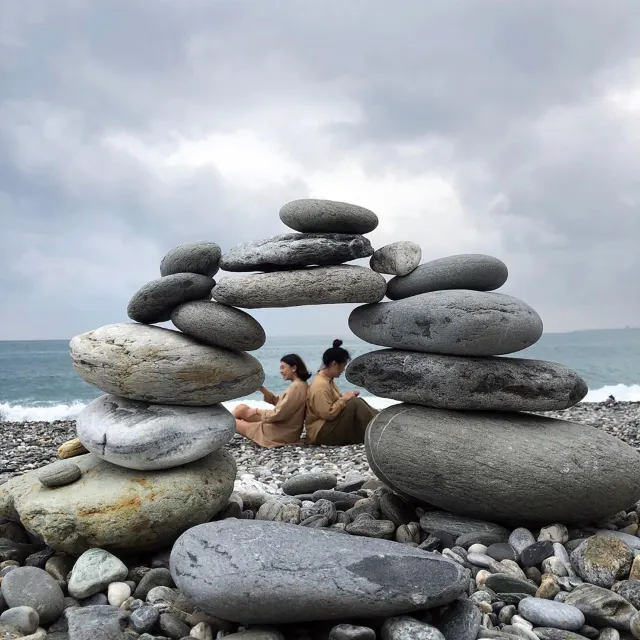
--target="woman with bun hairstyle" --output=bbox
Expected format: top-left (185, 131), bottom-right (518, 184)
top-left (233, 354), bottom-right (310, 448)
top-left (305, 339), bottom-right (378, 445)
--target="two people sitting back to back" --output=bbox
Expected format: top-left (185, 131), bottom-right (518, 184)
top-left (233, 340), bottom-right (378, 448)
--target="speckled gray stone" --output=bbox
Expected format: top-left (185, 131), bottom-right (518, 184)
top-left (564, 584), bottom-right (637, 630)
top-left (38, 460), bottom-right (82, 488)
top-left (170, 519), bottom-right (468, 624)
top-left (419, 512), bottom-right (510, 539)
top-left (365, 404), bottom-right (640, 526)
top-left (509, 529), bottom-right (537, 556)
top-left (279, 199), bottom-right (379, 234)
top-left (346, 350), bottom-right (587, 411)
top-left (382, 616), bottom-right (445, 640)
top-left (170, 300), bottom-right (265, 351)
top-left (160, 242), bottom-right (222, 277)
top-left (518, 598), bottom-right (585, 631)
top-left (570, 536), bottom-right (634, 588)
top-left (127, 273), bottom-right (215, 324)
top-left (220, 233), bottom-right (373, 271)
top-left (370, 242), bottom-right (421, 276)
top-left (440, 598), bottom-right (482, 640)
top-left (66, 605), bottom-right (128, 639)
top-left (386, 254), bottom-right (508, 300)
top-left (349, 290), bottom-right (543, 356)
top-left (68, 549), bottom-right (128, 599)
top-left (76, 394), bottom-right (235, 470)
top-left (1, 567), bottom-right (64, 624)
top-left (212, 266), bottom-right (387, 308)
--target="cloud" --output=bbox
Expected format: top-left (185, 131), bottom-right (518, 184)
top-left (1, 0), bottom-right (639, 339)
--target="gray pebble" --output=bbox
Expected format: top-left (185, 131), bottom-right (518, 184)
top-left (1, 566), bottom-right (65, 624)
top-left (159, 611), bottom-right (192, 638)
top-left (133, 568), bottom-right (174, 600)
top-left (370, 241), bottom-right (421, 276)
top-left (38, 460), bottom-right (81, 487)
top-left (129, 605), bottom-right (160, 633)
top-left (518, 597), bottom-right (585, 631)
top-left (509, 529), bottom-right (536, 556)
top-left (329, 624), bottom-right (376, 640)
top-left (439, 598), bottom-right (482, 640)
top-left (345, 518), bottom-right (395, 539)
top-left (0, 606), bottom-right (39, 634)
top-left (160, 242), bottom-right (221, 278)
top-left (381, 615), bottom-right (445, 640)
top-left (66, 605), bottom-right (128, 639)
top-left (68, 549), bottom-right (128, 599)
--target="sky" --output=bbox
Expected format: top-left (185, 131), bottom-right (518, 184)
top-left (2, 0), bottom-right (640, 340)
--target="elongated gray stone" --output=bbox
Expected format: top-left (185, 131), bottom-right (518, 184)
top-left (564, 584), bottom-right (637, 630)
top-left (70, 323), bottom-right (264, 405)
top-left (220, 233), bottom-right (373, 272)
top-left (1, 567), bottom-right (64, 624)
top-left (518, 598), bottom-right (585, 631)
top-left (38, 460), bottom-right (82, 487)
top-left (419, 512), bottom-right (510, 539)
top-left (127, 273), bottom-right (214, 324)
top-left (76, 395), bottom-right (235, 470)
top-left (346, 350), bottom-right (587, 411)
top-left (171, 300), bottom-right (265, 351)
top-left (160, 242), bottom-right (222, 277)
top-left (170, 519), bottom-right (469, 624)
top-left (279, 199), bottom-right (379, 234)
top-left (370, 242), bottom-right (422, 276)
top-left (485, 574), bottom-right (538, 596)
top-left (212, 266), bottom-right (387, 309)
top-left (349, 290), bottom-right (543, 356)
top-left (386, 254), bottom-right (508, 300)
top-left (365, 404), bottom-right (640, 526)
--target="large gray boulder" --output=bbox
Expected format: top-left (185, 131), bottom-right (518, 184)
top-left (279, 198), bottom-right (379, 234)
top-left (386, 254), bottom-right (508, 300)
top-left (212, 266), bottom-right (387, 308)
top-left (170, 519), bottom-right (469, 624)
top-left (70, 323), bottom-right (264, 405)
top-left (220, 233), bottom-right (374, 272)
top-left (0, 451), bottom-right (235, 556)
top-left (127, 273), bottom-right (214, 324)
top-left (349, 290), bottom-right (543, 356)
top-left (370, 241), bottom-right (421, 276)
top-left (76, 394), bottom-right (236, 470)
top-left (171, 300), bottom-right (266, 351)
top-left (160, 242), bottom-right (222, 277)
top-left (346, 350), bottom-right (588, 411)
top-left (365, 404), bottom-right (640, 526)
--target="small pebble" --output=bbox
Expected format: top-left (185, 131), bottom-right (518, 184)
top-left (107, 582), bottom-right (131, 607)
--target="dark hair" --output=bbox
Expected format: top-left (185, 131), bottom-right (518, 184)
top-left (280, 354), bottom-right (311, 381)
top-left (322, 339), bottom-right (351, 367)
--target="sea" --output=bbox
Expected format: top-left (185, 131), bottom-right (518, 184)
top-left (1, 329), bottom-right (639, 422)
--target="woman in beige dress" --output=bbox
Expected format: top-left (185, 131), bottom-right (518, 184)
top-left (233, 354), bottom-right (310, 448)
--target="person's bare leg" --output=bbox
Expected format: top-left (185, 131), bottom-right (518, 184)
top-left (236, 419), bottom-right (253, 436)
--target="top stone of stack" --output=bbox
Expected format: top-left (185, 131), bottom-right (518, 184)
top-left (279, 198), bottom-right (379, 234)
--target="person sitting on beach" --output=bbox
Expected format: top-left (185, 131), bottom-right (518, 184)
top-left (233, 354), bottom-right (310, 448)
top-left (304, 339), bottom-right (378, 446)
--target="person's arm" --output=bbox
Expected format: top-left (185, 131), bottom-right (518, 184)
top-left (308, 385), bottom-right (350, 421)
top-left (260, 386), bottom-right (279, 406)
top-left (262, 385), bottom-right (305, 424)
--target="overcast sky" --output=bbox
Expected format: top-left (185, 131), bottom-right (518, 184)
top-left (2, 0), bottom-right (640, 340)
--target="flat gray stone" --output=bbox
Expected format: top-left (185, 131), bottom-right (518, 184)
top-left (282, 473), bottom-right (338, 496)
top-left (170, 300), bottom-right (265, 351)
top-left (220, 233), bottom-right (374, 271)
top-left (279, 198), bottom-right (379, 234)
top-left (382, 616), bottom-right (445, 640)
top-left (419, 512), bottom-right (510, 539)
top-left (160, 241), bottom-right (221, 277)
top-left (532, 630), bottom-right (592, 640)
top-left (68, 549), bottom-right (128, 599)
top-left (366, 404), bottom-right (640, 526)
top-left (66, 605), bottom-right (127, 639)
top-left (76, 394), bottom-right (235, 471)
top-left (38, 460), bottom-right (81, 488)
top-left (564, 584), bottom-right (637, 630)
top-left (349, 290), bottom-right (543, 356)
top-left (440, 598), bottom-right (482, 640)
top-left (212, 266), bottom-right (387, 308)
top-left (485, 574), bottom-right (538, 596)
top-left (0, 606), bottom-right (39, 634)
top-left (170, 519), bottom-right (469, 624)
top-left (70, 323), bottom-right (264, 405)
top-left (386, 254), bottom-right (508, 300)
top-left (1, 566), bottom-right (64, 624)
top-left (518, 598), bottom-right (585, 631)
top-left (509, 528), bottom-right (537, 556)
top-left (127, 273), bottom-right (214, 324)
top-left (329, 624), bottom-right (376, 640)
top-left (370, 242), bottom-right (421, 276)
top-left (0, 451), bottom-right (235, 556)
top-left (346, 350), bottom-right (587, 411)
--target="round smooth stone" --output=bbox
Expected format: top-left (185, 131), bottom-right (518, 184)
top-left (520, 542), bottom-right (555, 567)
top-left (346, 350), bottom-right (587, 411)
top-left (369, 241), bottom-right (421, 276)
top-left (160, 241), bottom-right (221, 278)
top-left (386, 253), bottom-right (508, 300)
top-left (0, 567), bottom-right (64, 624)
top-left (212, 266), bottom-right (387, 308)
top-left (70, 323), bottom-right (264, 405)
top-left (509, 528), bottom-right (537, 556)
top-left (487, 543), bottom-right (519, 562)
top-left (349, 290), bottom-right (543, 356)
top-left (279, 199), bottom-right (379, 234)
top-left (127, 273), bottom-right (215, 324)
top-left (68, 549), bottom-right (128, 599)
top-left (220, 233), bottom-right (374, 272)
top-left (171, 300), bottom-right (265, 351)
top-left (0, 606), bottom-right (39, 634)
top-left (365, 404), bottom-right (640, 526)
top-left (76, 395), bottom-right (235, 471)
top-left (38, 460), bottom-right (81, 488)
top-left (518, 597), bottom-right (585, 631)
top-left (282, 473), bottom-right (338, 496)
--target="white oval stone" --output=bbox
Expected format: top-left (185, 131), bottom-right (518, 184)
top-left (107, 582), bottom-right (131, 607)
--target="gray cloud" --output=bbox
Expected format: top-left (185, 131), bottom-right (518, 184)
top-left (1, 0), bottom-right (639, 339)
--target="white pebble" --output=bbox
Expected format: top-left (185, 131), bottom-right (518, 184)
top-left (191, 622), bottom-right (214, 640)
top-left (468, 544), bottom-right (488, 555)
top-left (511, 615), bottom-right (533, 629)
top-left (538, 524), bottom-right (569, 544)
top-left (107, 582), bottom-right (132, 607)
top-left (475, 569), bottom-right (491, 586)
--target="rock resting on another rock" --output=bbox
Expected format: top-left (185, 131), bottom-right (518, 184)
top-left (279, 198), bottom-right (379, 234)
top-left (212, 266), bottom-right (387, 308)
top-left (127, 273), bottom-right (215, 324)
top-left (160, 241), bottom-right (222, 278)
top-left (220, 233), bottom-right (374, 272)
top-left (38, 460), bottom-right (82, 487)
top-left (365, 404), bottom-right (640, 526)
top-left (76, 394), bottom-right (236, 470)
top-left (0, 450), bottom-right (235, 555)
top-left (369, 241), bottom-right (422, 276)
top-left (171, 300), bottom-right (266, 351)
top-left (346, 350), bottom-right (588, 411)
top-left (170, 519), bottom-right (469, 624)
top-left (70, 323), bottom-right (264, 405)
top-left (386, 254), bottom-right (508, 300)
top-left (349, 290), bottom-right (543, 356)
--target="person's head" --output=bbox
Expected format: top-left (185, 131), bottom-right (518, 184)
top-left (279, 354), bottom-right (311, 382)
top-left (321, 339), bottom-right (351, 378)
